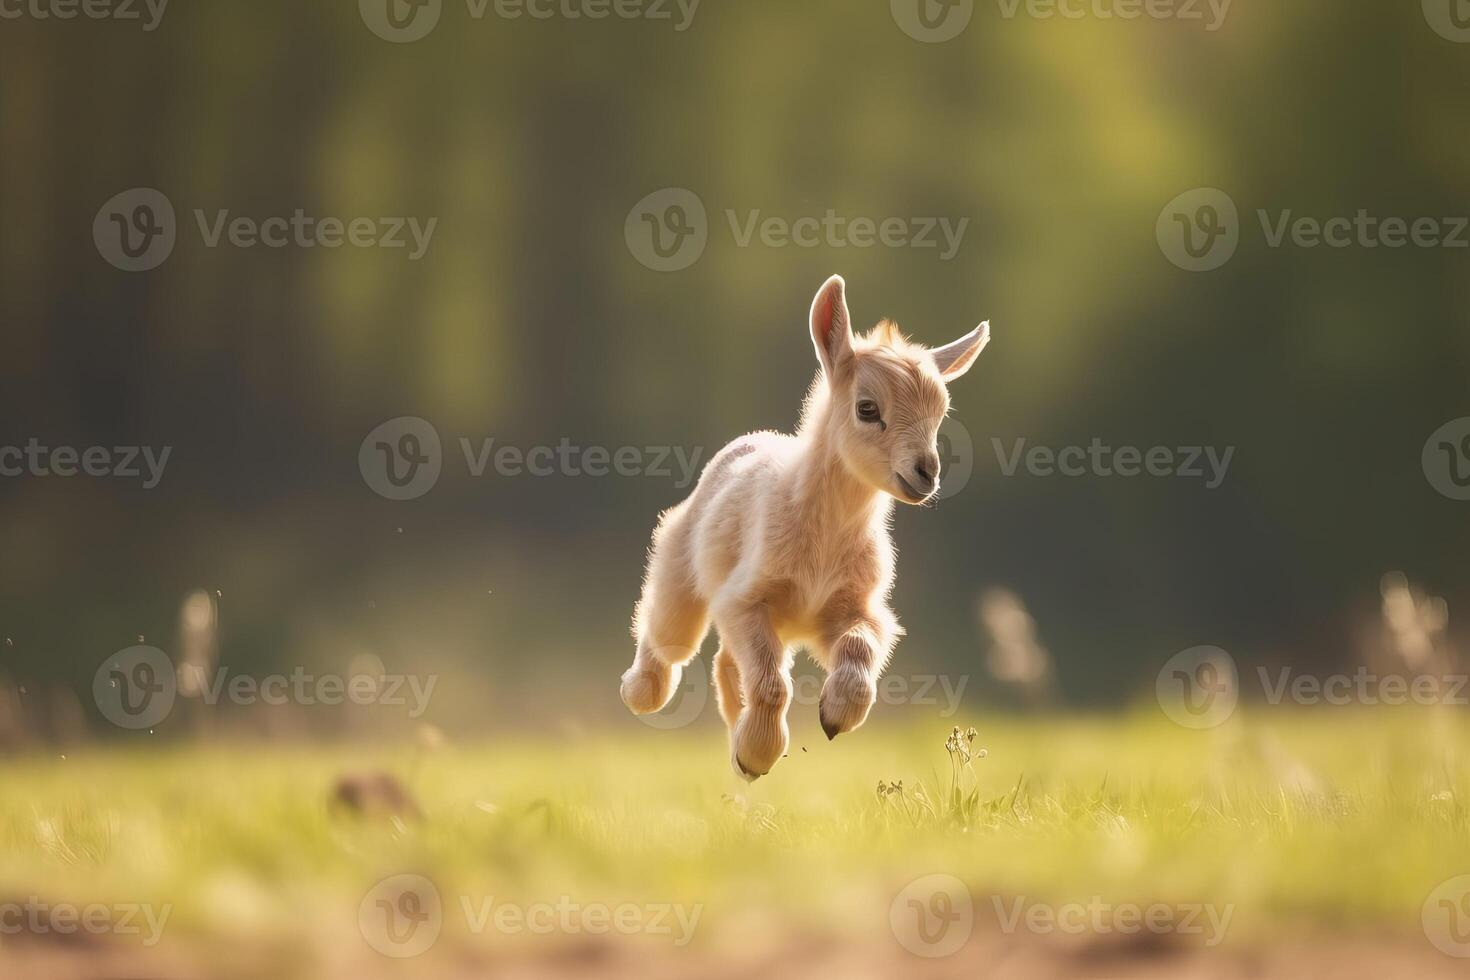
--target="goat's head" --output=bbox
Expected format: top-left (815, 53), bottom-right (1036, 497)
top-left (808, 274), bottom-right (990, 505)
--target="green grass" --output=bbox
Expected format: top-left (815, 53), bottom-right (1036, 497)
top-left (3, 707), bottom-right (1467, 947)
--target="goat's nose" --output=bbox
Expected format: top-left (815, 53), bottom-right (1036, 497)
top-left (912, 454), bottom-right (940, 494)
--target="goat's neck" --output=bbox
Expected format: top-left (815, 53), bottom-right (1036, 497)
top-left (793, 412), bottom-right (884, 533)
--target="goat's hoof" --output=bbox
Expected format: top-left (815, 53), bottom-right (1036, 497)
top-left (731, 709), bottom-right (787, 779)
top-left (620, 662), bottom-right (678, 715)
top-left (733, 755), bottom-right (763, 782)
top-left (818, 665), bottom-right (876, 739)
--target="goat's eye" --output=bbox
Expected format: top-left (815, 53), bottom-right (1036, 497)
top-left (856, 400), bottom-right (882, 424)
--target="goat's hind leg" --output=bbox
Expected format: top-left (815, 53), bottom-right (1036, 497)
top-left (621, 531), bottom-right (708, 715)
top-left (718, 604), bottom-right (791, 780)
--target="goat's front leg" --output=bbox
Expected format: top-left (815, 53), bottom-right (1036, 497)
top-left (819, 615), bottom-right (897, 740)
top-left (716, 603), bottom-right (790, 780)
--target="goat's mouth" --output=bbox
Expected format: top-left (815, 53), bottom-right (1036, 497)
top-left (891, 473), bottom-right (933, 505)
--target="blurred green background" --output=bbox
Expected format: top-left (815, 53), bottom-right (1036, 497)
top-left (0, 0), bottom-right (1466, 737)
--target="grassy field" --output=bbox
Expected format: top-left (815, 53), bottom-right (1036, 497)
top-left (2, 707), bottom-right (1468, 976)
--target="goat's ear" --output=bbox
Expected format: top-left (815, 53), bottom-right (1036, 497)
top-left (809, 275), bottom-right (854, 380)
top-left (931, 321), bottom-right (991, 381)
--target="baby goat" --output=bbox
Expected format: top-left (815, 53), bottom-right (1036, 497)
top-left (620, 275), bottom-right (991, 779)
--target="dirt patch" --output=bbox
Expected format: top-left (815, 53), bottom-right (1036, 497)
top-left (0, 929), bottom-right (1460, 980)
